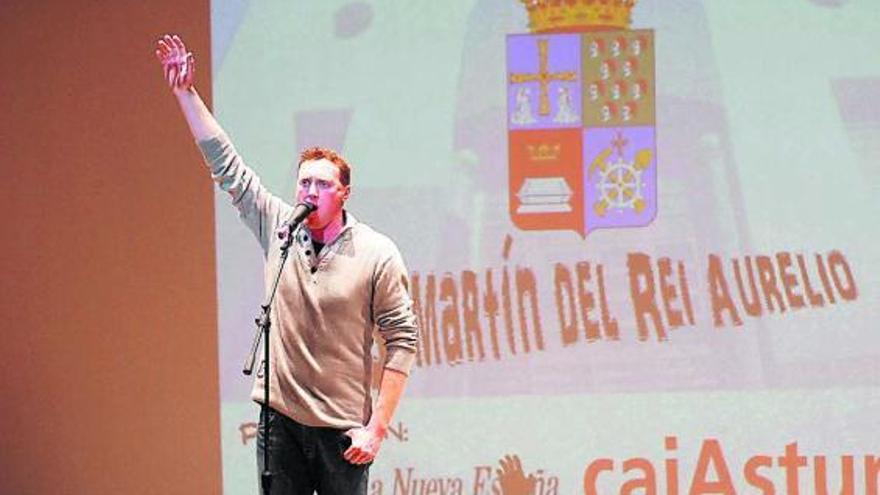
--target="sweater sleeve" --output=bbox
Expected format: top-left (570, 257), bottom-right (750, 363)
top-left (196, 132), bottom-right (290, 253)
top-left (372, 245), bottom-right (420, 375)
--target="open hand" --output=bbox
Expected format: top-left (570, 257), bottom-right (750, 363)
top-left (494, 454), bottom-right (537, 495)
top-left (155, 34), bottom-right (194, 92)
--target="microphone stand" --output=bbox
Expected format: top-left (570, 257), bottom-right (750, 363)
top-left (242, 218), bottom-right (301, 495)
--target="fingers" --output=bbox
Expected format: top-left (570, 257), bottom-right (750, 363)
top-left (181, 52), bottom-right (195, 87)
top-left (178, 52), bottom-right (189, 85)
top-left (511, 454), bottom-right (524, 473)
top-left (343, 445), bottom-right (374, 465)
top-left (165, 34), bottom-right (179, 56)
top-left (156, 39), bottom-right (169, 57)
top-left (169, 35), bottom-right (183, 62)
top-left (157, 35), bottom-right (190, 57)
top-left (171, 34), bottom-right (186, 53)
top-left (499, 454), bottom-right (516, 473)
top-left (497, 454), bottom-right (526, 475)
top-left (167, 64), bottom-right (178, 87)
top-left (156, 37), bottom-right (175, 70)
top-left (155, 34), bottom-right (195, 90)
top-left (342, 428), bottom-right (377, 465)
top-left (157, 37), bottom-right (173, 60)
top-left (156, 34), bottom-right (185, 61)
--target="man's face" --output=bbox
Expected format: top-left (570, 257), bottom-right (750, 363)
top-left (296, 159), bottom-right (350, 230)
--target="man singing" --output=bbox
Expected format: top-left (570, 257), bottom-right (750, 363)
top-left (156, 34), bottom-right (419, 494)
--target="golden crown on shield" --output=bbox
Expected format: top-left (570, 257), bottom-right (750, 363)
top-left (519, 0), bottom-right (637, 33)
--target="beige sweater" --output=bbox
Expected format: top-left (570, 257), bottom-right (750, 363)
top-left (199, 132), bottom-right (419, 429)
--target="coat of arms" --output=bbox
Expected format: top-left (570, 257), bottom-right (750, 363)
top-left (507, 0), bottom-right (656, 237)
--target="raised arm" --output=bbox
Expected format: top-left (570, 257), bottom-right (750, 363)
top-left (156, 34), bottom-right (289, 251)
top-left (155, 34), bottom-right (223, 141)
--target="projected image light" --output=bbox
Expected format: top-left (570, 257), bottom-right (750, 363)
top-left (208, 1), bottom-right (880, 493)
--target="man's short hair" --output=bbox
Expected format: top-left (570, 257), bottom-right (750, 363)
top-left (298, 147), bottom-right (351, 186)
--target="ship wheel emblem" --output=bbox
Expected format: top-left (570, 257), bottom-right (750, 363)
top-left (588, 131), bottom-right (653, 217)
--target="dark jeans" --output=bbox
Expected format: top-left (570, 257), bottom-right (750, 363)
top-left (257, 407), bottom-right (369, 495)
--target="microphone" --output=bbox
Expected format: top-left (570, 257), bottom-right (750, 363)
top-left (276, 202), bottom-right (317, 240)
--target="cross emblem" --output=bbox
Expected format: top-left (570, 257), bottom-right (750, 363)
top-left (509, 38), bottom-right (577, 116)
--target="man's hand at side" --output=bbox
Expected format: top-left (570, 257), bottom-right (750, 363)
top-left (343, 421), bottom-right (387, 465)
top-left (343, 367), bottom-right (408, 465)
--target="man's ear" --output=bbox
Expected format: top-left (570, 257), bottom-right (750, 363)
top-left (342, 185), bottom-right (351, 201)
